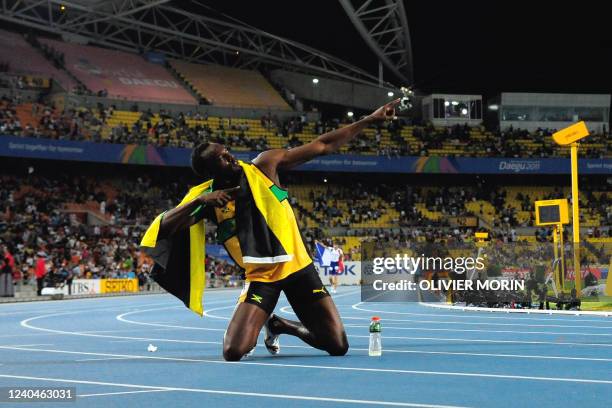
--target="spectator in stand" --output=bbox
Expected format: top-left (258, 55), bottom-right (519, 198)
top-left (0, 244), bottom-right (15, 297)
top-left (35, 251), bottom-right (47, 295)
top-left (63, 263), bottom-right (74, 295)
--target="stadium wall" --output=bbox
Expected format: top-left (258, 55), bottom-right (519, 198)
top-left (502, 120), bottom-right (609, 133)
top-left (499, 92), bottom-right (611, 132)
top-left (41, 279), bottom-right (139, 296)
top-left (1, 135), bottom-right (610, 174)
top-left (270, 70), bottom-right (394, 110)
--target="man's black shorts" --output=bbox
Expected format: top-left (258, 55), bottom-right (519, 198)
top-left (238, 263), bottom-right (329, 315)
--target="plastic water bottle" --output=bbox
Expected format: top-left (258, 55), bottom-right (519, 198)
top-left (368, 316), bottom-right (382, 356)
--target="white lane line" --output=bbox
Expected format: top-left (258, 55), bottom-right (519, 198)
top-left (204, 306), bottom-right (612, 348)
top-left (331, 310), bottom-right (612, 330)
top-left (127, 304), bottom-right (612, 341)
top-left (0, 310), bottom-right (65, 317)
top-left (2, 332), bottom-right (609, 362)
top-left (342, 347), bottom-right (612, 362)
top-left (20, 300), bottom-right (234, 340)
top-left (0, 333), bottom-right (62, 339)
top-left (14, 290), bottom-right (606, 361)
top-left (341, 323), bottom-right (612, 337)
top-left (76, 357), bottom-right (142, 362)
top-left (203, 305), bottom-right (236, 320)
top-left (0, 293), bottom-right (204, 312)
top-left (119, 305), bottom-right (227, 329)
top-left (348, 334), bottom-right (612, 348)
top-left (0, 296), bottom-right (236, 317)
top-left (20, 312), bottom-right (226, 345)
top-left (0, 327), bottom-right (209, 338)
top-left (199, 291), bottom-right (360, 322)
top-left (1, 347), bottom-right (611, 386)
top-left (109, 331), bottom-right (612, 362)
top-left (79, 389), bottom-right (171, 398)
top-left (420, 301), bottom-right (612, 317)
top-left (0, 343), bottom-right (53, 347)
top-left (198, 290), bottom-right (360, 320)
top-left (18, 303), bottom-right (612, 361)
top-left (78, 327), bottom-right (201, 334)
top-left (0, 374), bottom-right (469, 408)
top-left (351, 303), bottom-right (612, 323)
top-left (329, 289), bottom-right (364, 299)
top-left (0, 300), bottom-right (180, 317)
top-left (336, 314), bottom-right (612, 329)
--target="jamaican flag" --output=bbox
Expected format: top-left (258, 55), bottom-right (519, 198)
top-left (140, 180), bottom-right (212, 316)
top-left (234, 162), bottom-right (295, 264)
top-left (140, 160), bottom-right (305, 315)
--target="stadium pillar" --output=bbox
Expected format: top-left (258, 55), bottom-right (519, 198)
top-left (570, 143), bottom-right (582, 295)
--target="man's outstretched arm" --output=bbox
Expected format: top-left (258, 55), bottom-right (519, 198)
top-left (254, 99), bottom-right (400, 171)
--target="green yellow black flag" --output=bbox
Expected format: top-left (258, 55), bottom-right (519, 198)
top-left (140, 180), bottom-right (213, 316)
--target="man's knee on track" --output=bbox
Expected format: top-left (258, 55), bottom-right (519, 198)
top-left (223, 344), bottom-right (244, 361)
top-left (222, 340), bottom-right (253, 361)
top-left (326, 332), bottom-right (349, 356)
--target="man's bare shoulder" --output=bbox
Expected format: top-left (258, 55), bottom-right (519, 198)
top-left (251, 149), bottom-right (288, 181)
top-left (252, 149), bottom-right (287, 167)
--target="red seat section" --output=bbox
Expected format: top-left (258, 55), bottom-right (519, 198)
top-left (40, 39), bottom-right (197, 105)
top-left (0, 29), bottom-right (77, 91)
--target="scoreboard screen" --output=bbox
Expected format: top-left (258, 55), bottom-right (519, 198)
top-left (538, 205), bottom-right (561, 224)
top-left (535, 199), bottom-right (569, 226)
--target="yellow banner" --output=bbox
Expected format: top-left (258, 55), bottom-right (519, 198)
top-left (101, 279), bottom-right (139, 294)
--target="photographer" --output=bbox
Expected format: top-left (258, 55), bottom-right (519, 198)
top-left (0, 244), bottom-right (15, 297)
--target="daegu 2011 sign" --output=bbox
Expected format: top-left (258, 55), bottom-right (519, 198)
top-left (101, 279), bottom-right (139, 293)
top-left (1, 135), bottom-right (612, 174)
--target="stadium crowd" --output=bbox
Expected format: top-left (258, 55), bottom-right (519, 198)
top-left (1, 164), bottom-right (608, 296)
top-left (1, 93), bottom-right (609, 158)
top-left (0, 170), bottom-right (260, 294)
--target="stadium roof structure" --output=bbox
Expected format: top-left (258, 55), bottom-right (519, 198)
top-left (339, 0), bottom-right (413, 85)
top-left (0, 0), bottom-right (402, 90)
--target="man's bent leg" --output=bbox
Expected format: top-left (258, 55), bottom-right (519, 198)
top-left (271, 296), bottom-right (348, 356)
top-left (269, 265), bottom-right (348, 356)
top-left (223, 302), bottom-right (268, 361)
top-left (223, 280), bottom-right (281, 361)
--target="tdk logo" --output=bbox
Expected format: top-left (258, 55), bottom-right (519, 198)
top-left (321, 265), bottom-right (357, 275)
